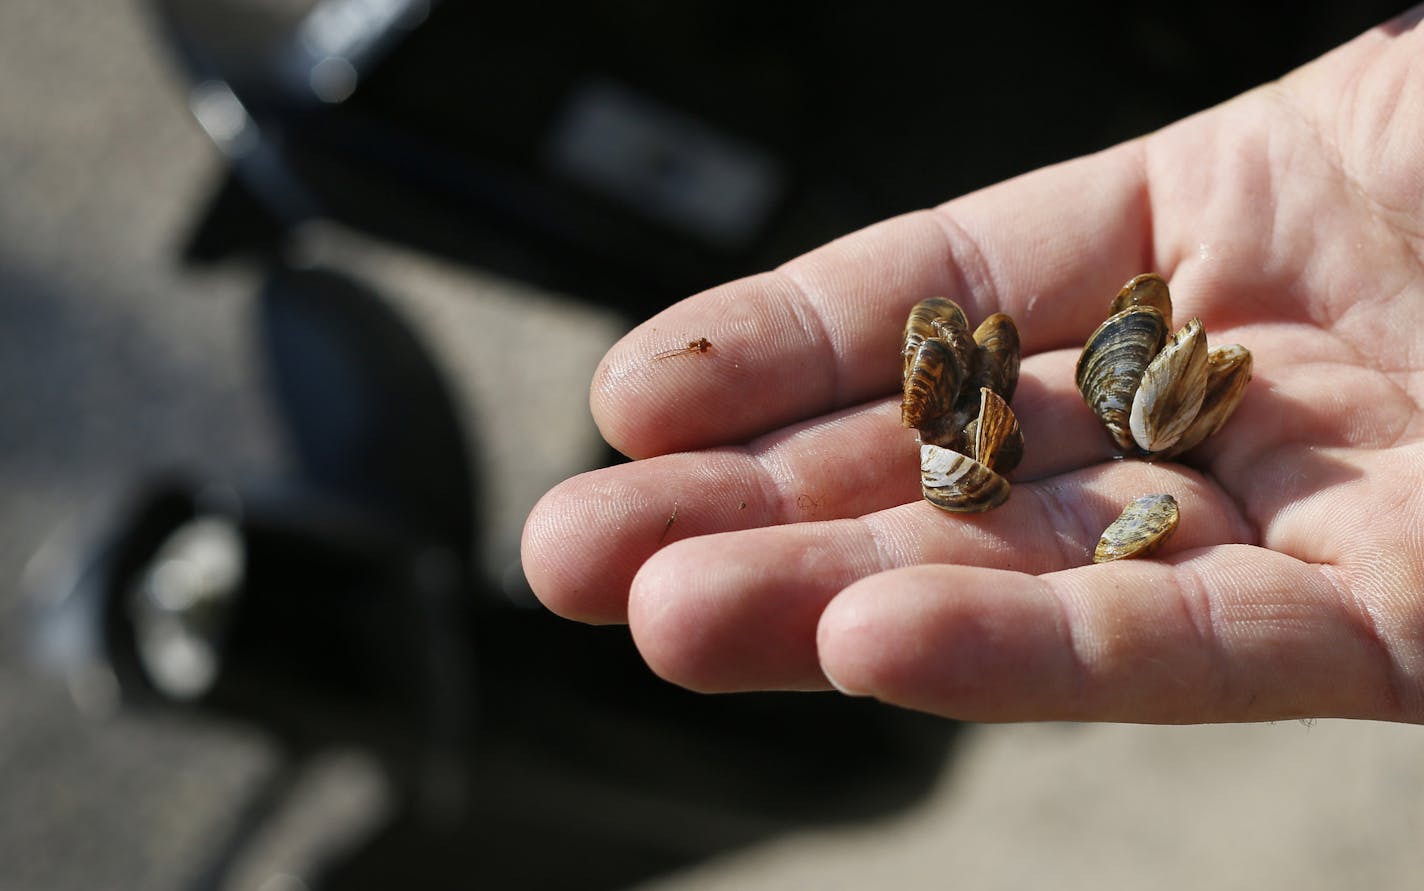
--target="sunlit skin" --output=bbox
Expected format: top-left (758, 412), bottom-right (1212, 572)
top-left (522, 9), bottom-right (1424, 724)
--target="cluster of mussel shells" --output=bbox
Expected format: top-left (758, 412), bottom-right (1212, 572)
top-left (900, 297), bottom-right (1023, 512)
top-left (899, 273), bottom-right (1251, 561)
top-left (1076, 273), bottom-right (1252, 460)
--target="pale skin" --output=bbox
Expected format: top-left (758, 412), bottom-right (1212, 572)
top-left (521, 9), bottom-right (1424, 723)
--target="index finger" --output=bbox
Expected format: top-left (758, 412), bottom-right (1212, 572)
top-left (593, 139), bottom-right (1155, 459)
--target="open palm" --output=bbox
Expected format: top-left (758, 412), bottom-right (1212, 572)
top-left (522, 12), bottom-right (1424, 723)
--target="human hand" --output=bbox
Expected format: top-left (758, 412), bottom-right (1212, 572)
top-left (521, 10), bottom-right (1424, 723)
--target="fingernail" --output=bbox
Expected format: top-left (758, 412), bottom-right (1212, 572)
top-left (822, 663), bottom-right (868, 698)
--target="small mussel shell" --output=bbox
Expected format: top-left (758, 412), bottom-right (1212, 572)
top-left (901, 337), bottom-right (966, 429)
top-left (1153, 343), bottom-right (1253, 460)
top-left (1108, 273), bottom-right (1174, 331)
top-left (930, 386), bottom-right (1024, 469)
top-left (1076, 305), bottom-right (1169, 450)
top-left (1128, 317), bottom-right (1209, 454)
top-left (920, 443), bottom-right (1011, 513)
top-left (970, 387), bottom-right (1023, 475)
top-left (1093, 493), bottom-right (1180, 563)
top-left (900, 297), bottom-right (978, 431)
top-left (970, 313), bottom-right (1021, 402)
top-left (902, 297), bottom-right (969, 381)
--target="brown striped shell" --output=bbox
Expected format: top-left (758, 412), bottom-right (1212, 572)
top-left (920, 388), bottom-right (1021, 512)
top-left (902, 297), bottom-right (968, 380)
top-left (1093, 493), bottom-right (1180, 563)
top-left (1108, 272), bottom-right (1173, 326)
top-left (900, 297), bottom-right (1022, 513)
top-left (1076, 273), bottom-right (1252, 459)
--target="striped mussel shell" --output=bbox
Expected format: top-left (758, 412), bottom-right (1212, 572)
top-left (1077, 274), bottom-right (1251, 458)
top-left (1093, 493), bottom-right (1180, 563)
top-left (969, 313), bottom-right (1021, 403)
top-left (901, 297), bottom-right (968, 380)
top-left (1129, 317), bottom-right (1209, 454)
top-left (901, 299), bottom-right (976, 431)
top-left (1076, 305), bottom-right (1168, 451)
top-left (920, 388), bottom-right (1020, 513)
top-left (1153, 343), bottom-right (1253, 460)
top-left (963, 387), bottom-right (1023, 477)
top-left (901, 299), bottom-right (1021, 432)
top-left (901, 298), bottom-right (1023, 512)
top-left (902, 336), bottom-right (969, 431)
top-left (920, 444), bottom-right (1010, 513)
top-left (1108, 272), bottom-right (1174, 329)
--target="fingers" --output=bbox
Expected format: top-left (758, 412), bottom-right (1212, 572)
top-left (627, 461), bottom-right (1251, 692)
top-left (817, 546), bottom-right (1406, 723)
top-left (523, 347), bottom-right (1115, 624)
top-left (522, 399), bottom-right (919, 625)
top-left (593, 141), bottom-right (1154, 459)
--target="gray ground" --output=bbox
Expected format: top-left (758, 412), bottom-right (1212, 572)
top-left (2, 3), bottom-right (1423, 890)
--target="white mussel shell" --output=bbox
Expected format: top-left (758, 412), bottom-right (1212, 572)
top-left (920, 443), bottom-right (1011, 513)
top-left (1155, 343), bottom-right (1253, 460)
top-left (1128, 317), bottom-right (1208, 454)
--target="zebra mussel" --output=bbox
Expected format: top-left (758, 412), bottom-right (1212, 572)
top-left (900, 297), bottom-right (1022, 512)
top-left (1076, 273), bottom-right (1252, 460)
top-left (1094, 493), bottom-right (1180, 563)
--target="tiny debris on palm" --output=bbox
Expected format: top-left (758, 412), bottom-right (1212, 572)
top-left (652, 337), bottom-right (713, 360)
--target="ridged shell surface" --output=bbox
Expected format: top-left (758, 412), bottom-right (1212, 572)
top-left (901, 337), bottom-right (965, 429)
top-left (1128, 318), bottom-right (1208, 453)
top-left (1108, 273), bottom-right (1174, 330)
top-left (920, 443), bottom-right (1011, 513)
top-left (1076, 306), bottom-right (1169, 450)
top-left (971, 387), bottom-right (1022, 475)
top-left (1093, 494), bottom-right (1179, 563)
top-left (902, 299), bottom-right (1022, 513)
top-left (902, 299), bottom-right (989, 436)
top-left (1156, 344), bottom-right (1253, 459)
top-left (970, 313), bottom-right (1021, 403)
top-left (1078, 273), bottom-right (1252, 460)
top-left (902, 298), bottom-right (968, 381)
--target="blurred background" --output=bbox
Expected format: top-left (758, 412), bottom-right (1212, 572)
top-left (3, 1), bottom-right (1423, 889)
